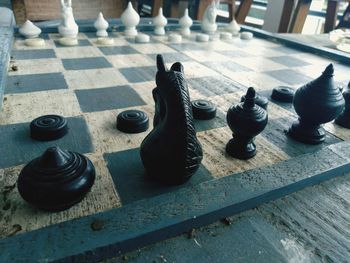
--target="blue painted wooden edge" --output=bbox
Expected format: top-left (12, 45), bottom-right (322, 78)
top-left (239, 25), bottom-right (350, 65)
top-left (1, 141), bottom-right (350, 263)
top-left (0, 26), bottom-right (14, 110)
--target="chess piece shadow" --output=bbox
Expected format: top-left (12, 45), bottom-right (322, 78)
top-left (140, 55), bottom-right (203, 185)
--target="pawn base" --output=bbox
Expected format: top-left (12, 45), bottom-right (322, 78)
top-left (96, 30), bottom-right (108, 37)
top-left (226, 137), bottom-right (256, 160)
top-left (124, 27), bottom-right (138, 36)
top-left (288, 120), bottom-right (325, 144)
top-left (154, 27), bottom-right (166, 36)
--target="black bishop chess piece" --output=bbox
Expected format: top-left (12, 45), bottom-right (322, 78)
top-left (335, 81), bottom-right (350, 129)
top-left (140, 55), bottom-right (203, 185)
top-left (288, 64), bottom-right (345, 144)
top-left (226, 87), bottom-right (268, 159)
top-left (17, 146), bottom-right (95, 211)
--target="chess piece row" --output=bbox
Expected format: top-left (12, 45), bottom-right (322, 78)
top-left (19, 0), bottom-right (243, 46)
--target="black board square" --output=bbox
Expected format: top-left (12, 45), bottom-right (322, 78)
top-left (170, 43), bottom-right (203, 51)
top-left (12, 49), bottom-right (56, 60)
top-left (260, 117), bottom-right (342, 158)
top-left (269, 56), bottom-right (311, 67)
top-left (104, 148), bottom-right (213, 205)
top-left (265, 69), bottom-right (312, 85)
top-left (218, 50), bottom-right (253, 58)
top-left (194, 109), bottom-right (227, 132)
top-left (98, 46), bottom-right (139, 55)
top-left (258, 89), bottom-right (295, 112)
top-left (188, 76), bottom-right (242, 97)
top-left (62, 57), bottom-right (113, 70)
top-left (75, 85), bottom-right (146, 112)
top-left (148, 53), bottom-right (192, 63)
top-left (119, 66), bottom-right (157, 83)
top-left (54, 39), bottom-right (92, 48)
top-left (271, 46), bottom-right (302, 55)
top-left (5, 73), bottom-right (68, 94)
top-left (0, 116), bottom-right (93, 169)
top-left (205, 61), bottom-right (252, 73)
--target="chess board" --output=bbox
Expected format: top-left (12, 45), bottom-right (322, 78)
top-left (1, 23), bottom-right (350, 261)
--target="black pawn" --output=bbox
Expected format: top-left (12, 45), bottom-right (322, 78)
top-left (17, 146), bottom-right (95, 211)
top-left (288, 64), bottom-right (345, 144)
top-left (271, 86), bottom-right (295, 103)
top-left (335, 82), bottom-right (350, 128)
top-left (192, 100), bottom-right (217, 120)
top-left (241, 91), bottom-right (269, 109)
top-left (30, 115), bottom-right (68, 141)
top-left (116, 110), bottom-right (149, 133)
top-left (226, 87), bottom-right (268, 159)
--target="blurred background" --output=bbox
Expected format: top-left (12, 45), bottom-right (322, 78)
top-left (1, 0), bottom-right (349, 34)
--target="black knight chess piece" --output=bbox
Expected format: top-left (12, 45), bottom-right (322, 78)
top-left (335, 81), bottom-right (350, 129)
top-left (17, 146), bottom-right (95, 211)
top-left (288, 64), bottom-right (345, 144)
top-left (140, 55), bottom-right (203, 185)
top-left (226, 87), bottom-right (268, 159)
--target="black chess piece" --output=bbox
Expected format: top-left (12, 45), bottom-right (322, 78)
top-left (17, 146), bottom-right (95, 211)
top-left (271, 86), bottom-right (295, 103)
top-left (117, 110), bottom-right (149, 133)
top-left (226, 87), bottom-right (268, 159)
top-left (288, 64), bottom-right (345, 144)
top-left (192, 99), bottom-right (217, 120)
top-left (140, 55), bottom-right (203, 185)
top-left (240, 91), bottom-right (269, 109)
top-left (335, 82), bottom-right (350, 128)
top-left (30, 115), bottom-right (68, 141)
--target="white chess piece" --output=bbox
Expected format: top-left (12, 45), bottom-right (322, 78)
top-left (24, 38), bottom-right (45, 47)
top-left (19, 20), bottom-right (41, 39)
top-left (94, 12), bottom-right (109, 37)
top-left (135, 33), bottom-right (150, 43)
top-left (168, 33), bottom-right (182, 43)
top-left (201, 0), bottom-right (219, 34)
top-left (121, 2), bottom-right (140, 36)
top-left (58, 0), bottom-right (79, 38)
top-left (225, 18), bottom-right (240, 35)
top-left (179, 8), bottom-right (193, 36)
top-left (153, 8), bottom-right (167, 35)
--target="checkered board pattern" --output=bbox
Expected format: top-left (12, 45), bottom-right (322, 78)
top-left (1, 30), bottom-right (350, 238)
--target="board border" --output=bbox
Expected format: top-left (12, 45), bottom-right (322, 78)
top-left (1, 141), bottom-right (350, 262)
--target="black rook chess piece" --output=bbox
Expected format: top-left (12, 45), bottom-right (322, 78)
top-left (17, 146), bottom-right (95, 211)
top-left (140, 55), bottom-right (203, 185)
top-left (335, 82), bottom-right (350, 128)
top-left (226, 87), bottom-right (268, 159)
top-left (288, 64), bottom-right (345, 144)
